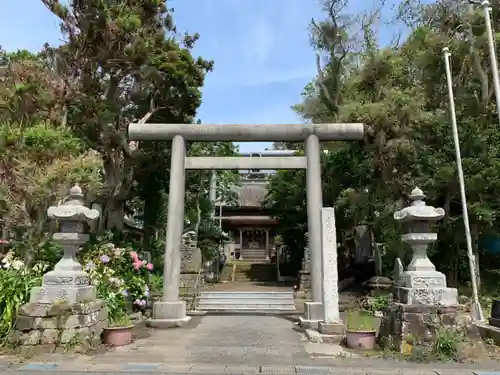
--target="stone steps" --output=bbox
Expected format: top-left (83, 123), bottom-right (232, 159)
top-left (233, 263), bottom-right (276, 282)
top-left (198, 291), bottom-right (296, 312)
top-left (240, 248), bottom-right (268, 262)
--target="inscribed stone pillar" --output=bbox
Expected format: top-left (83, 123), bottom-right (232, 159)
top-left (318, 207), bottom-right (344, 335)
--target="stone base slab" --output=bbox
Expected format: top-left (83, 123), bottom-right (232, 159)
top-left (304, 301), bottom-right (323, 320)
top-left (300, 301), bottom-right (324, 330)
top-left (147, 316), bottom-right (191, 328)
top-left (319, 321), bottom-right (345, 335)
top-left (299, 317), bottom-right (320, 330)
top-left (150, 300), bottom-right (190, 328)
top-left (394, 286), bottom-right (458, 306)
top-left (305, 328), bottom-right (343, 344)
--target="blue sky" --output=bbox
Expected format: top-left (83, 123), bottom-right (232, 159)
top-left (0, 0), bottom-right (401, 153)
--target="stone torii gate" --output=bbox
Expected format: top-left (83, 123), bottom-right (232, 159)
top-left (128, 123), bottom-right (364, 327)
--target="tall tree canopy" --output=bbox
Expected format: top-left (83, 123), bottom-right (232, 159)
top-left (266, 0), bottom-right (500, 284)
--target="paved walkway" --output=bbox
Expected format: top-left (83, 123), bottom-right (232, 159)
top-left (2, 315), bottom-right (500, 373)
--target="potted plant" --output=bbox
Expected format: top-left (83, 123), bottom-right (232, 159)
top-left (345, 309), bottom-right (376, 350)
top-left (103, 312), bottom-right (135, 346)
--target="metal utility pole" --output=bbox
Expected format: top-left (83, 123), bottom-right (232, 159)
top-left (469, 0), bottom-right (500, 124)
top-left (443, 47), bottom-right (484, 321)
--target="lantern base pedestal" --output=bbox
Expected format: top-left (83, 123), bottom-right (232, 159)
top-left (29, 270), bottom-right (96, 304)
top-left (394, 286), bottom-right (458, 306)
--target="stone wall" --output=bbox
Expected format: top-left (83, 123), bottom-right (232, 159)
top-left (8, 299), bottom-right (107, 350)
top-left (179, 273), bottom-right (203, 310)
top-left (378, 303), bottom-right (468, 351)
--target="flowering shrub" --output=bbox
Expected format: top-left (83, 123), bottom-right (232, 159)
top-left (1, 250), bottom-right (50, 274)
top-left (0, 251), bottom-right (44, 342)
top-left (80, 242), bottom-right (153, 320)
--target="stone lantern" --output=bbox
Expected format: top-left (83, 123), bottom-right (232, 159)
top-left (30, 184), bottom-right (100, 304)
top-left (393, 187), bottom-right (457, 306)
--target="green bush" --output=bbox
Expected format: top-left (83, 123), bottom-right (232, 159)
top-left (0, 269), bottom-right (41, 343)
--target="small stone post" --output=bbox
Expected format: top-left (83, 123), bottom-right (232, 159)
top-left (30, 184), bottom-right (100, 303)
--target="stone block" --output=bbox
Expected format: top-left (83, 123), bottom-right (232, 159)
top-left (148, 300), bottom-right (191, 328)
top-left (318, 321), bottom-right (345, 335)
top-left (60, 327), bottom-right (91, 344)
top-left (180, 246), bottom-right (202, 273)
top-left (304, 301), bottom-right (323, 320)
top-left (71, 299), bottom-right (104, 314)
top-left (15, 316), bottom-right (34, 330)
top-left (7, 330), bottom-right (21, 344)
top-left (300, 302), bottom-right (324, 330)
top-left (20, 330), bottom-right (41, 345)
top-left (40, 329), bottom-right (60, 344)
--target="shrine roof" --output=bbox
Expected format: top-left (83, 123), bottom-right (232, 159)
top-left (235, 181), bottom-right (268, 207)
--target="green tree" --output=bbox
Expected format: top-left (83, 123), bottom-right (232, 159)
top-left (40, 0), bottom-right (213, 230)
top-left (267, 0), bottom-right (500, 286)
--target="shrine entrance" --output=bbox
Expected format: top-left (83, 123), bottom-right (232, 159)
top-left (128, 123), bottom-right (364, 324)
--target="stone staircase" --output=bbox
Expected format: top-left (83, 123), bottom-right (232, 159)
top-left (198, 291), bottom-right (296, 312)
top-left (233, 262), bottom-right (276, 282)
top-left (240, 248), bottom-right (268, 262)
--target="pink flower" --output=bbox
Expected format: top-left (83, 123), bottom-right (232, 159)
top-left (146, 263), bottom-right (153, 271)
top-left (133, 260), bottom-right (142, 270)
top-left (130, 251), bottom-right (138, 261)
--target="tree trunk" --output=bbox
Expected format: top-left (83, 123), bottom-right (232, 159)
top-left (104, 198), bottom-right (124, 231)
top-left (143, 192), bottom-right (161, 247)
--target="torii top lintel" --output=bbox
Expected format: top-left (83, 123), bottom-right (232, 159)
top-left (127, 123), bottom-right (365, 142)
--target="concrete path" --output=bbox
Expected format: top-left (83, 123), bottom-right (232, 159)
top-left (2, 315), bottom-right (500, 373)
top-left (91, 314), bottom-right (309, 365)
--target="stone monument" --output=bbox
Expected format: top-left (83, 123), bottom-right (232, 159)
top-left (378, 187), bottom-right (460, 351)
top-left (318, 207), bottom-right (344, 338)
top-left (354, 225), bottom-right (373, 265)
top-left (9, 184), bottom-right (107, 350)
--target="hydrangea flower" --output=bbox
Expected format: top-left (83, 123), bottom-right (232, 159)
top-left (100, 255), bottom-right (110, 263)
